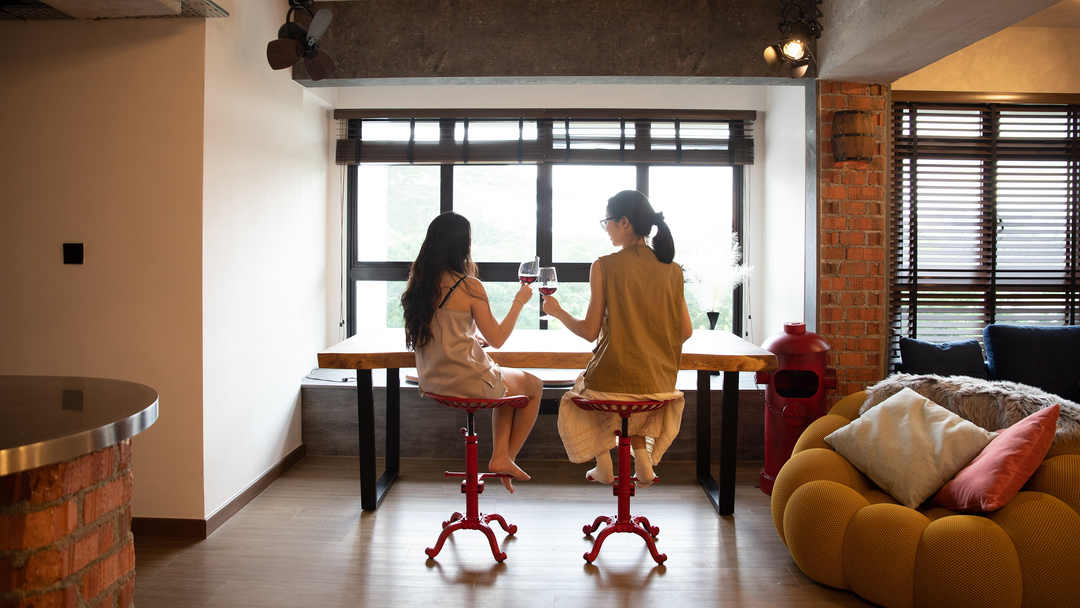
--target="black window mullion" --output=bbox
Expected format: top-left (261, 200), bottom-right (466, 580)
top-left (1067, 109), bottom-right (1075, 328)
top-left (909, 105), bottom-right (919, 340)
top-left (350, 262), bottom-right (412, 282)
top-left (440, 119), bottom-right (454, 213)
top-left (440, 164), bottom-right (453, 214)
top-left (732, 166), bottom-right (745, 338)
top-left (346, 164), bottom-right (359, 337)
top-left (987, 106), bottom-right (999, 327)
top-left (537, 163), bottom-right (553, 266)
top-left (537, 163), bottom-right (553, 328)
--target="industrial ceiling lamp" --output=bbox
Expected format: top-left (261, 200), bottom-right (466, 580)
top-left (764, 0), bottom-right (823, 78)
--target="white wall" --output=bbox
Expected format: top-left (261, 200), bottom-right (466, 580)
top-left (758, 86), bottom-right (808, 340)
top-left (0, 17), bottom-right (207, 519)
top-left (893, 26), bottom-right (1080, 93)
top-left (201, 0), bottom-right (331, 517)
top-left (326, 82), bottom-right (809, 346)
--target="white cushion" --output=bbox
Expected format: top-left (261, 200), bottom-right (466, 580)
top-left (824, 387), bottom-right (997, 508)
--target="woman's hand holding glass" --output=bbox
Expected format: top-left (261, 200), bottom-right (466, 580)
top-left (517, 257), bottom-right (539, 309)
top-left (514, 282), bottom-right (533, 310)
top-left (537, 267), bottom-right (558, 321)
top-left (541, 291), bottom-right (563, 321)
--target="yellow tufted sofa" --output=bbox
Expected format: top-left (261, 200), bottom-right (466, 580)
top-left (771, 391), bottom-right (1080, 608)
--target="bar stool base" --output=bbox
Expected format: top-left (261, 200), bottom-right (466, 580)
top-left (583, 513), bottom-right (667, 565)
top-left (426, 478), bottom-right (517, 563)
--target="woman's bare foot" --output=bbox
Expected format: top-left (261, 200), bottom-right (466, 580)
top-left (586, 451), bottom-right (614, 484)
top-left (489, 457), bottom-right (529, 493)
top-left (633, 448), bottom-right (655, 488)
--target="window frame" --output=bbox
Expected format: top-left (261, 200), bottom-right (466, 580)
top-left (342, 110), bottom-right (753, 338)
top-left (888, 91), bottom-right (1080, 364)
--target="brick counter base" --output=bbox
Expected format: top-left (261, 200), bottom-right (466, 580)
top-left (0, 440), bottom-right (134, 608)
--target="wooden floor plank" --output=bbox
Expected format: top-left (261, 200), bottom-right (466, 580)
top-left (135, 457), bottom-right (873, 607)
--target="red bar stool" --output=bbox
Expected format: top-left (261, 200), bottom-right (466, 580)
top-left (571, 397), bottom-right (674, 565)
top-left (423, 393), bottom-right (530, 562)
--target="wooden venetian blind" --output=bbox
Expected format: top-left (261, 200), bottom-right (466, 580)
top-left (889, 97), bottom-right (1080, 361)
top-left (333, 109), bottom-right (755, 166)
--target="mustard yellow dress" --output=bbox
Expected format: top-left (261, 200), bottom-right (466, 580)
top-left (558, 244), bottom-right (686, 465)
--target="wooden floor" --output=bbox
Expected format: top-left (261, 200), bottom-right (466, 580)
top-left (134, 456), bottom-right (875, 608)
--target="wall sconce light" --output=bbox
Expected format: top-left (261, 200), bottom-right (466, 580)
top-left (764, 0), bottom-right (823, 78)
top-left (832, 111), bottom-right (875, 162)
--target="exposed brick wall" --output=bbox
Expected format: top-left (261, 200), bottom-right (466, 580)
top-left (0, 441), bottom-right (135, 608)
top-left (818, 81), bottom-right (890, 403)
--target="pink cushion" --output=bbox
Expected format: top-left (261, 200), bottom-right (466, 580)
top-left (932, 404), bottom-right (1060, 513)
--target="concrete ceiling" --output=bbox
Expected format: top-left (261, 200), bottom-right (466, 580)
top-left (45, 0), bottom-right (179, 18)
top-left (6, 0), bottom-right (1077, 85)
top-left (0, 0), bottom-right (227, 19)
top-left (818, 0), bottom-right (1069, 82)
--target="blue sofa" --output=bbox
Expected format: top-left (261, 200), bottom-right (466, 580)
top-left (897, 324), bottom-right (1080, 403)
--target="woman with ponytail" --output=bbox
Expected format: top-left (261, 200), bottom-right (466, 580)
top-left (401, 212), bottom-right (543, 493)
top-left (542, 190), bottom-right (692, 487)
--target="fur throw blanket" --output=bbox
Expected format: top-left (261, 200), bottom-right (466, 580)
top-left (863, 374), bottom-right (1080, 445)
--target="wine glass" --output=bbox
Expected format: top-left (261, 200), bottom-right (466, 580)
top-left (538, 267), bottom-right (558, 321)
top-left (518, 257), bottom-right (539, 285)
top-left (517, 257), bottom-right (539, 309)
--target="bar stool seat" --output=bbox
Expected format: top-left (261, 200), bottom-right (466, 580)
top-left (572, 397), bottom-right (674, 565)
top-left (423, 393), bottom-right (530, 562)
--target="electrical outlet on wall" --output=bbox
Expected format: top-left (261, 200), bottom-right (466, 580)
top-left (63, 243), bottom-right (83, 265)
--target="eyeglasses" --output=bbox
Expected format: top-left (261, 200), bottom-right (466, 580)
top-left (600, 216), bottom-right (621, 230)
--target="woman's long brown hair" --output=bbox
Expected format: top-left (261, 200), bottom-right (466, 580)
top-left (400, 212), bottom-right (479, 350)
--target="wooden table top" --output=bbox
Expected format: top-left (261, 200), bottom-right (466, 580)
top-left (318, 329), bottom-right (776, 373)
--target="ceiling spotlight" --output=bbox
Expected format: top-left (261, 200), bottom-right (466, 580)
top-left (764, 1), bottom-right (823, 78)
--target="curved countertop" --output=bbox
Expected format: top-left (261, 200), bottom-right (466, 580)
top-left (0, 375), bottom-right (159, 476)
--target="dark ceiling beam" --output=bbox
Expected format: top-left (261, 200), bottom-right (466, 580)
top-left (295, 0), bottom-right (794, 86)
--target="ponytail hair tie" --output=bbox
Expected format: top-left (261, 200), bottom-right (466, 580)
top-left (654, 211), bottom-right (665, 223)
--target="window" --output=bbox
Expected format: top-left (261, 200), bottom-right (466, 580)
top-left (889, 95), bottom-right (1080, 363)
top-left (338, 110), bottom-right (755, 337)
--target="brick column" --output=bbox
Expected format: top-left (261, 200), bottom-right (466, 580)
top-left (0, 440), bottom-right (135, 608)
top-left (818, 81), bottom-right (890, 403)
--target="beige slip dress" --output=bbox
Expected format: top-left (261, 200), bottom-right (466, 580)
top-left (415, 276), bottom-right (508, 400)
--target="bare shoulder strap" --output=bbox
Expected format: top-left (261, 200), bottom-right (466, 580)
top-left (438, 275), bottom-right (469, 309)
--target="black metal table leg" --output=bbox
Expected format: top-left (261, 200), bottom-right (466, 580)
top-left (696, 370), bottom-right (719, 511)
top-left (697, 369), bottom-right (739, 516)
top-left (718, 370), bottom-right (740, 516)
top-left (356, 368), bottom-right (400, 511)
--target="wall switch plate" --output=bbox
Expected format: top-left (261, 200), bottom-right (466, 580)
top-left (63, 243), bottom-right (83, 264)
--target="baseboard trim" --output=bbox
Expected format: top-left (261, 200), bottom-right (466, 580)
top-left (132, 443), bottom-right (307, 539)
top-left (131, 517), bottom-right (207, 539)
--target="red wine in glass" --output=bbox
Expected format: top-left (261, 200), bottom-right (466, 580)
top-left (518, 258), bottom-right (539, 285)
top-left (538, 266), bottom-right (558, 320)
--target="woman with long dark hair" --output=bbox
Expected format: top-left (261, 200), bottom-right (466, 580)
top-left (542, 190), bottom-right (692, 487)
top-left (401, 212), bottom-right (543, 493)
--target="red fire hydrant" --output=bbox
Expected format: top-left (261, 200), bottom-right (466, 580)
top-left (755, 322), bottom-right (837, 495)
